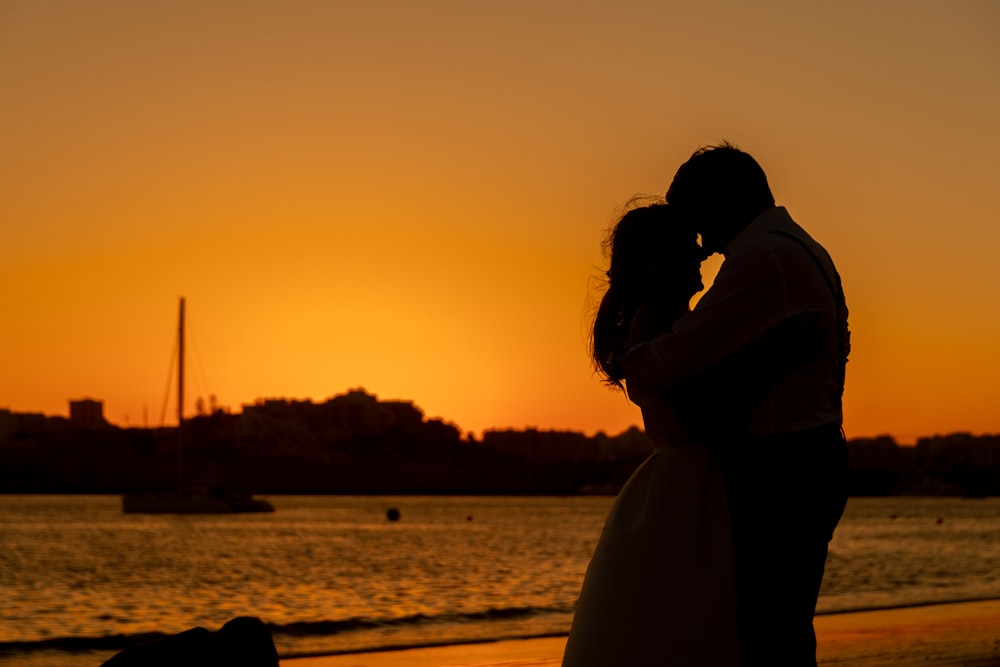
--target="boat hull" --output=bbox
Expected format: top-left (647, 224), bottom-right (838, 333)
top-left (122, 492), bottom-right (275, 514)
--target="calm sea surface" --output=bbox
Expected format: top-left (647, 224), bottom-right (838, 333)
top-left (2, 494), bottom-right (999, 666)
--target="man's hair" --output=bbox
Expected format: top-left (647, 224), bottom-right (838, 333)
top-left (666, 141), bottom-right (775, 223)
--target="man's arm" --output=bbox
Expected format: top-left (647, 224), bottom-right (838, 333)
top-left (623, 242), bottom-right (792, 407)
top-left (666, 310), bottom-right (831, 438)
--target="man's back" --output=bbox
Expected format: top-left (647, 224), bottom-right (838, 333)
top-left (706, 206), bottom-right (848, 434)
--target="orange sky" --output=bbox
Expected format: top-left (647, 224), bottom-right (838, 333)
top-left (2, 1), bottom-right (999, 443)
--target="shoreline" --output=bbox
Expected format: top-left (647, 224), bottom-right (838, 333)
top-left (277, 596), bottom-right (1000, 661)
top-left (285, 599), bottom-right (1000, 667)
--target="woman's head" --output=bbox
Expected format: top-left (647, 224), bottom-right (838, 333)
top-left (604, 202), bottom-right (703, 299)
top-left (591, 201), bottom-right (703, 388)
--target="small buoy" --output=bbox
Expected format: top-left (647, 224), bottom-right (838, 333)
top-left (466, 515), bottom-right (473, 521)
top-left (889, 514), bottom-right (897, 520)
top-left (936, 517), bottom-right (944, 525)
top-left (386, 508), bottom-right (400, 522)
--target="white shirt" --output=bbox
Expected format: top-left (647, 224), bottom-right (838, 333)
top-left (625, 206), bottom-right (848, 436)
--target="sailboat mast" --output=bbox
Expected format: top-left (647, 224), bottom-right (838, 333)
top-left (178, 297), bottom-right (185, 428)
top-left (177, 297), bottom-right (185, 490)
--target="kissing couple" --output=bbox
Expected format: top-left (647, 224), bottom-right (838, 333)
top-left (562, 143), bottom-right (851, 667)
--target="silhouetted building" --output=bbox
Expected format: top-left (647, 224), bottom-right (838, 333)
top-left (13, 412), bottom-right (46, 437)
top-left (481, 428), bottom-right (605, 462)
top-left (847, 435), bottom-right (905, 471)
top-left (69, 399), bottom-right (107, 429)
top-left (0, 409), bottom-right (12, 442)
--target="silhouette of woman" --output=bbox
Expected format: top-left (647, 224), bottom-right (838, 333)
top-left (561, 202), bottom-right (739, 667)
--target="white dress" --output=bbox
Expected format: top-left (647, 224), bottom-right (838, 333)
top-left (561, 434), bottom-right (739, 667)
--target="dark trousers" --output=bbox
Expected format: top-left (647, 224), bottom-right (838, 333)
top-left (715, 423), bottom-right (849, 667)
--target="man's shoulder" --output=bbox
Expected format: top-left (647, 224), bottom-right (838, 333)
top-left (741, 210), bottom-right (821, 257)
top-left (728, 226), bottom-right (796, 262)
top-left (722, 221), bottom-right (822, 284)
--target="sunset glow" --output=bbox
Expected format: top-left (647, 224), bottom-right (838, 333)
top-left (2, 1), bottom-right (999, 442)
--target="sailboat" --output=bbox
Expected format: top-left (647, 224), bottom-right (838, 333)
top-left (122, 298), bottom-right (274, 514)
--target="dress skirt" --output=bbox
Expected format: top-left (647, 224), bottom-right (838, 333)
top-left (561, 443), bottom-right (738, 667)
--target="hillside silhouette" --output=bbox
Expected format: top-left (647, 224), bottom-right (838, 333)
top-left (1, 389), bottom-right (998, 496)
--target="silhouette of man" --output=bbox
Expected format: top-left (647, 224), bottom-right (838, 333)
top-left (624, 143), bottom-right (850, 666)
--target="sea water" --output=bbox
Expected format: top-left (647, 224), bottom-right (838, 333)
top-left (1, 495), bottom-right (998, 666)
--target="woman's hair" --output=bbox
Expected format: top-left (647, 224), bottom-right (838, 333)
top-left (591, 201), bottom-right (698, 389)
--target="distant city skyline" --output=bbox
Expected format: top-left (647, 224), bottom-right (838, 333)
top-left (4, 388), bottom-right (998, 498)
top-left (2, 389), bottom-right (996, 447)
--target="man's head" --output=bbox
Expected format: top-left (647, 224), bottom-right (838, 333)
top-left (665, 142), bottom-right (775, 254)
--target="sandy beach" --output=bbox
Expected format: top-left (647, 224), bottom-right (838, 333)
top-left (286, 599), bottom-right (1000, 667)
